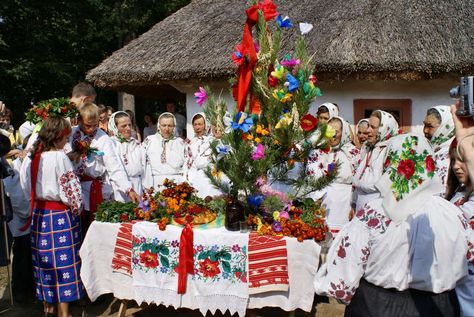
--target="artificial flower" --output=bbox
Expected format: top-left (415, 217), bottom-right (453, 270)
top-left (268, 75), bottom-right (279, 87)
top-left (216, 143), bottom-right (231, 160)
top-left (247, 195), bottom-right (265, 209)
top-left (271, 65), bottom-right (285, 79)
top-left (272, 211), bottom-right (280, 221)
top-left (300, 113), bottom-right (318, 132)
top-left (299, 22), bottom-right (313, 35)
top-left (275, 114), bottom-right (292, 129)
top-left (256, 124), bottom-right (269, 135)
top-left (309, 74), bottom-right (317, 84)
top-left (194, 87), bottom-right (208, 106)
top-left (272, 89), bottom-right (293, 103)
top-left (271, 221), bottom-right (283, 233)
top-left (280, 54), bottom-right (300, 67)
top-left (251, 143), bottom-right (265, 160)
top-left (258, 0), bottom-right (278, 21)
top-left (231, 112), bottom-right (253, 133)
top-left (276, 15), bottom-right (293, 28)
top-left (285, 74), bottom-right (299, 92)
top-left (231, 44), bottom-right (245, 65)
top-left (324, 124), bottom-right (336, 139)
top-left (223, 111), bottom-right (233, 133)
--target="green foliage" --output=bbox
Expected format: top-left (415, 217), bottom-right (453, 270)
top-left (95, 201), bottom-right (136, 222)
top-left (0, 0), bottom-right (190, 126)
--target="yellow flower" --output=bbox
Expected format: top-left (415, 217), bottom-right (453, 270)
top-left (256, 124), bottom-right (269, 136)
top-left (270, 65), bottom-right (285, 79)
top-left (211, 166), bottom-right (223, 180)
top-left (272, 211), bottom-right (280, 221)
top-left (254, 137), bottom-right (261, 143)
top-left (246, 134), bottom-right (254, 140)
top-left (280, 93), bottom-right (293, 103)
top-left (275, 114), bottom-right (292, 129)
top-left (324, 124), bottom-right (336, 139)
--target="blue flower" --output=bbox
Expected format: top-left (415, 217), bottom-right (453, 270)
top-left (216, 143), bottom-right (231, 160)
top-left (247, 195), bottom-right (264, 209)
top-left (286, 74), bottom-right (299, 92)
top-left (276, 15), bottom-right (293, 28)
top-left (231, 112), bottom-right (253, 133)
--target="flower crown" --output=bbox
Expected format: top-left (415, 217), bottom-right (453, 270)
top-left (383, 135), bottom-right (436, 201)
top-left (25, 98), bottom-right (78, 124)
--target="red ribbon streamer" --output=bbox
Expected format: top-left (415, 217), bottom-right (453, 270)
top-left (20, 150), bottom-right (42, 232)
top-left (233, 1), bottom-right (277, 114)
top-left (177, 223), bottom-right (194, 294)
top-left (80, 175), bottom-right (103, 215)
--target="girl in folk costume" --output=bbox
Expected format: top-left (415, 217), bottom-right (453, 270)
top-left (108, 111), bottom-right (145, 199)
top-left (315, 133), bottom-right (474, 317)
top-left (20, 117), bottom-right (84, 317)
top-left (423, 105), bottom-right (455, 186)
top-left (445, 139), bottom-right (474, 317)
top-left (307, 117), bottom-right (360, 234)
top-left (68, 104), bottom-right (139, 234)
top-left (143, 112), bottom-right (186, 191)
top-left (352, 110), bottom-right (399, 212)
top-left (184, 113), bottom-right (221, 197)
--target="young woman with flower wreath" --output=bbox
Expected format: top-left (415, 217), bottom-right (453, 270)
top-left (315, 133), bottom-right (474, 317)
top-left (352, 110), bottom-right (399, 212)
top-left (20, 117), bottom-right (83, 317)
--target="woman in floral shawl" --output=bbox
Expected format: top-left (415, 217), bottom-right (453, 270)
top-left (352, 110), bottom-right (399, 212)
top-left (423, 105), bottom-right (455, 186)
top-left (307, 116), bottom-right (360, 233)
top-left (315, 133), bottom-right (474, 317)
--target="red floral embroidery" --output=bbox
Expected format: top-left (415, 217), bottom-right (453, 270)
top-left (397, 159), bottom-right (415, 180)
top-left (139, 249), bottom-right (159, 268)
top-left (328, 280), bottom-right (356, 304)
top-left (425, 155), bottom-right (435, 173)
top-left (356, 207), bottom-right (391, 234)
top-left (59, 171), bottom-right (82, 216)
top-left (198, 257), bottom-right (221, 278)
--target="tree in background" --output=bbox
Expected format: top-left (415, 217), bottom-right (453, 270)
top-left (0, 0), bottom-right (190, 126)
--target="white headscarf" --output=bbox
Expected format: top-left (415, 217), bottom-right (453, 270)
top-left (158, 112), bottom-right (177, 139)
top-left (108, 111), bottom-right (129, 141)
top-left (356, 118), bottom-right (369, 134)
top-left (330, 116), bottom-right (351, 149)
top-left (375, 133), bottom-right (443, 223)
top-left (374, 110), bottom-right (399, 146)
top-left (191, 112), bottom-right (210, 137)
top-left (318, 103), bottom-right (339, 120)
top-left (428, 105), bottom-right (455, 149)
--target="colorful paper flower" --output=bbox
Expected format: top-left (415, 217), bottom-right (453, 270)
top-left (324, 124), bottom-right (336, 139)
top-left (275, 113), bottom-right (292, 129)
top-left (270, 65), bottom-right (285, 79)
top-left (231, 43), bottom-right (245, 65)
top-left (309, 75), bottom-right (317, 84)
top-left (276, 15), bottom-right (293, 28)
top-left (251, 143), bottom-right (265, 160)
top-left (247, 195), bottom-right (265, 209)
top-left (216, 143), bottom-right (231, 160)
top-left (231, 112), bottom-right (253, 133)
top-left (300, 113), bottom-right (318, 132)
top-left (285, 74), bottom-right (299, 92)
top-left (299, 22), bottom-right (313, 35)
top-left (280, 54), bottom-right (300, 67)
top-left (194, 87), bottom-right (208, 106)
top-left (258, 0), bottom-right (278, 21)
top-left (268, 75), bottom-right (279, 87)
top-left (272, 89), bottom-right (293, 103)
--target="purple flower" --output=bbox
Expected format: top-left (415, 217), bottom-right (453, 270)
top-left (171, 240), bottom-right (179, 248)
top-left (272, 221), bottom-right (283, 232)
top-left (194, 87), bottom-right (208, 106)
top-left (251, 143), bottom-right (265, 160)
top-left (279, 210), bottom-right (289, 219)
top-left (196, 245), bottom-right (204, 252)
top-left (132, 257), bottom-right (139, 265)
top-left (140, 237), bottom-right (146, 243)
top-left (280, 54), bottom-right (300, 68)
top-left (138, 199), bottom-right (150, 212)
top-left (232, 244), bottom-right (241, 252)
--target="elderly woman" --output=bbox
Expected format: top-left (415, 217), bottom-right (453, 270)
top-left (423, 105), bottom-right (455, 186)
top-left (108, 111), bottom-right (144, 199)
top-left (352, 110), bottom-right (399, 212)
top-left (143, 112), bottom-right (185, 191)
top-left (315, 133), bottom-right (474, 317)
top-left (184, 112), bottom-right (221, 197)
top-left (307, 116), bottom-right (360, 234)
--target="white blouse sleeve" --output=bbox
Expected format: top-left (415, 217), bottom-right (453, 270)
top-left (101, 137), bottom-right (133, 195)
top-left (314, 217), bottom-right (371, 304)
top-left (354, 146), bottom-right (387, 193)
top-left (56, 152), bottom-right (83, 216)
top-left (335, 152), bottom-right (353, 184)
top-left (19, 155), bottom-right (32, 199)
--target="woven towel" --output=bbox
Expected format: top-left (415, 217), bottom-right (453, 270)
top-left (111, 222), bottom-right (135, 276)
top-left (248, 233), bottom-right (289, 294)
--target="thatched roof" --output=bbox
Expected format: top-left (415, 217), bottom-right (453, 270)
top-left (87, 0), bottom-right (474, 93)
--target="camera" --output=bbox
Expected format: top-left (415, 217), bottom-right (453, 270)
top-left (450, 76), bottom-right (474, 117)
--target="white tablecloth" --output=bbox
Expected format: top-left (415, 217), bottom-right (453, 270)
top-left (79, 221), bottom-right (321, 312)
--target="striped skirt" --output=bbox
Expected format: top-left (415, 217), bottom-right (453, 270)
top-left (31, 201), bottom-right (84, 303)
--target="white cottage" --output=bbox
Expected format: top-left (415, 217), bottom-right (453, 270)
top-left (86, 0), bottom-right (474, 136)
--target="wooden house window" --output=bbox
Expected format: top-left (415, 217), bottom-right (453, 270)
top-left (353, 99), bottom-right (412, 132)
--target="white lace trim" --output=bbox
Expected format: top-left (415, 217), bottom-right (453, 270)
top-left (133, 286), bottom-right (181, 308)
top-left (194, 294), bottom-right (248, 317)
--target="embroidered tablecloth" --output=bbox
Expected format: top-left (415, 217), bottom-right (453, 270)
top-left (80, 221), bottom-right (321, 313)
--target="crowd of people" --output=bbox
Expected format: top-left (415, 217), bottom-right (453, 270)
top-left (0, 82), bottom-right (473, 317)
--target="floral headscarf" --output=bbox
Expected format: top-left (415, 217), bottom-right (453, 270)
top-left (318, 102), bottom-right (339, 120)
top-left (374, 110), bottom-right (399, 145)
top-left (429, 105), bottom-right (455, 148)
top-left (108, 111), bottom-right (130, 142)
top-left (375, 133), bottom-right (444, 223)
top-left (331, 116), bottom-right (351, 150)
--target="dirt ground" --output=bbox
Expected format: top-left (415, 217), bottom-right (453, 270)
top-left (0, 266), bottom-right (345, 317)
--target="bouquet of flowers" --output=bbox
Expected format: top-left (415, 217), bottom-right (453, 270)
top-left (72, 130), bottom-right (104, 161)
top-left (199, 0), bottom-right (337, 201)
top-left (25, 97), bottom-right (78, 124)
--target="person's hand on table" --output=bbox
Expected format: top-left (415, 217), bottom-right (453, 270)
top-left (128, 189), bottom-right (140, 203)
